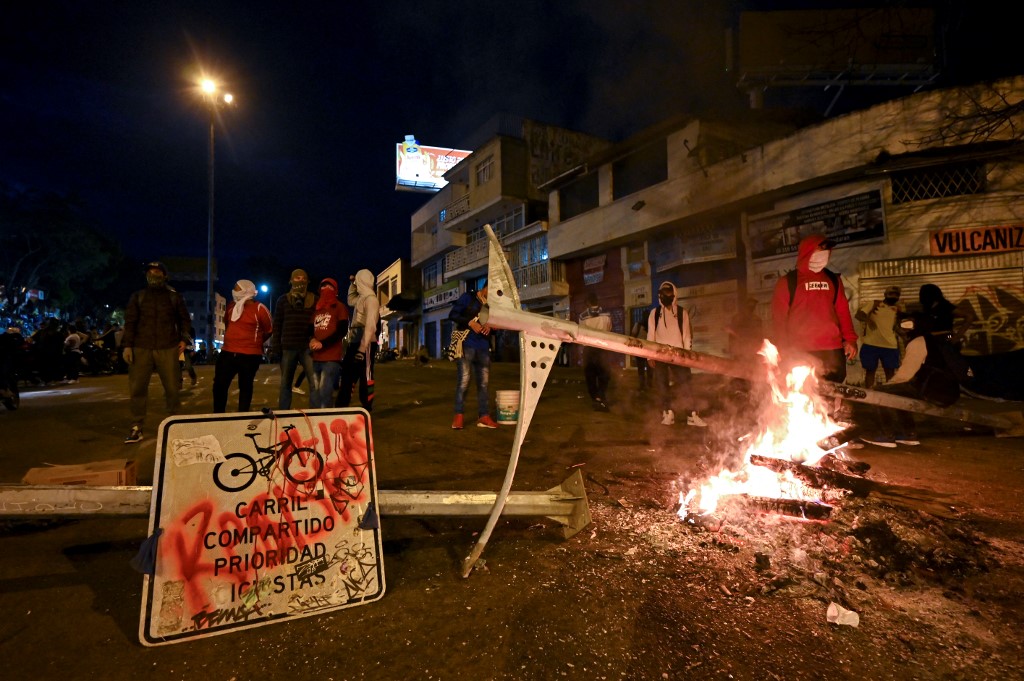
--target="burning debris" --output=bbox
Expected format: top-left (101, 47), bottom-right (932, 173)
top-left (680, 342), bottom-right (866, 524)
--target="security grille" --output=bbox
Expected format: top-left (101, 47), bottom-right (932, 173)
top-left (890, 162), bottom-right (985, 204)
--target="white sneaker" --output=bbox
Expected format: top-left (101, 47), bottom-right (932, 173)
top-left (661, 409), bottom-right (675, 426)
top-left (687, 411), bottom-right (708, 427)
top-left (292, 386), bottom-right (305, 394)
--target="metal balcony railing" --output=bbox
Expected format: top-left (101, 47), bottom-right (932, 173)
top-left (440, 194), bottom-right (470, 223)
top-left (511, 260), bottom-right (564, 288)
top-left (444, 238), bottom-right (488, 274)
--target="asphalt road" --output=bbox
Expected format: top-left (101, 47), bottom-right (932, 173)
top-left (1, 358), bottom-right (1022, 680)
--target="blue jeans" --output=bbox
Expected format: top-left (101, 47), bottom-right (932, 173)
top-left (311, 360), bottom-right (341, 408)
top-left (455, 345), bottom-right (490, 417)
top-left (278, 348), bottom-right (315, 409)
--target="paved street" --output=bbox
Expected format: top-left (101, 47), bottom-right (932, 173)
top-left (1, 358), bottom-right (1022, 680)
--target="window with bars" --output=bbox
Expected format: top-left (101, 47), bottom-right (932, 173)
top-left (890, 162), bottom-right (986, 204)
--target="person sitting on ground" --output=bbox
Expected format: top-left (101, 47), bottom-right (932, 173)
top-left (858, 312), bottom-right (963, 448)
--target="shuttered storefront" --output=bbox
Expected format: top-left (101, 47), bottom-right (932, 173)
top-left (857, 251), bottom-right (1024, 354)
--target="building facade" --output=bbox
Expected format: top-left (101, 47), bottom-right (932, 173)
top-left (410, 115), bottom-right (608, 359)
top-left (544, 77), bottom-right (1024, 369)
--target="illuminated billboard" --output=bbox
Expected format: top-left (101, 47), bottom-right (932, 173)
top-left (395, 135), bottom-right (471, 193)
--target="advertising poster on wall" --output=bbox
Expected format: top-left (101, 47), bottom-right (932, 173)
top-left (748, 190), bottom-right (885, 260)
top-left (139, 410), bottom-right (384, 646)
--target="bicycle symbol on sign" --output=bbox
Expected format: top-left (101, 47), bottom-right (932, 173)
top-left (212, 425), bottom-right (324, 493)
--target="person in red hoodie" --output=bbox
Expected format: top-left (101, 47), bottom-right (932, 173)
top-left (213, 279), bottom-right (273, 413)
top-left (770, 234), bottom-right (858, 384)
top-left (308, 278), bottom-right (349, 408)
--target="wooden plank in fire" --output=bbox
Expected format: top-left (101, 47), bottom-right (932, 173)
top-left (745, 495), bottom-right (833, 520)
top-left (749, 454), bottom-right (878, 496)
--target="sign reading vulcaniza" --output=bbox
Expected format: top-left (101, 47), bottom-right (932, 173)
top-left (930, 225), bottom-right (1024, 256)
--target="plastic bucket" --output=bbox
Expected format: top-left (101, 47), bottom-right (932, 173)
top-left (495, 390), bottom-right (520, 425)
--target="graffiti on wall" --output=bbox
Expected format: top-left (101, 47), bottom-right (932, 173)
top-left (140, 411), bottom-right (384, 646)
top-left (958, 284), bottom-right (1024, 354)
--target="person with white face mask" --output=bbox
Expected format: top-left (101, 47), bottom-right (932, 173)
top-left (770, 234), bottom-right (858, 384)
top-left (213, 279), bottom-right (274, 413)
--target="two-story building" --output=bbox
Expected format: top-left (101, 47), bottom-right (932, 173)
top-left (410, 114), bottom-right (608, 360)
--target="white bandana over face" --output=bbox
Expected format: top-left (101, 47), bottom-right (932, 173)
top-left (231, 280), bottom-right (257, 322)
top-left (808, 250), bottom-right (830, 273)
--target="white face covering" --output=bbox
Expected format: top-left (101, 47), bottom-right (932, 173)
top-left (808, 250), bottom-right (830, 273)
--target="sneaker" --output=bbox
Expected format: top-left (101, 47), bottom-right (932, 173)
top-left (477, 415), bottom-right (498, 429)
top-left (451, 414), bottom-right (464, 430)
top-left (593, 399), bottom-right (609, 412)
top-left (895, 434), bottom-right (920, 446)
top-left (292, 386), bottom-right (305, 395)
top-left (124, 426), bottom-right (143, 444)
top-left (661, 409), bottom-right (675, 426)
top-left (687, 411), bottom-right (708, 427)
top-left (860, 435), bottom-right (897, 448)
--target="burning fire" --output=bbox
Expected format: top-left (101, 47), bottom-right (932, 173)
top-left (680, 341), bottom-right (846, 518)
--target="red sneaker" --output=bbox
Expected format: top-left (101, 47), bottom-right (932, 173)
top-left (451, 414), bottom-right (464, 430)
top-left (477, 415), bottom-right (498, 429)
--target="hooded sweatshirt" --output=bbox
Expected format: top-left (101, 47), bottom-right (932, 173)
top-left (311, 278), bottom-right (349, 362)
top-left (770, 234), bottom-right (858, 352)
top-left (646, 282), bottom-right (692, 350)
top-left (348, 269), bottom-right (380, 355)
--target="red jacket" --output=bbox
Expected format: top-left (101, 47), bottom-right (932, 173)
top-left (311, 302), bottom-right (349, 362)
top-left (770, 234), bottom-right (858, 353)
top-left (223, 301), bottom-right (273, 356)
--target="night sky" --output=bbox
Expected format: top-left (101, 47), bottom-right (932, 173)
top-left (2, 1), bottom-right (1021, 299)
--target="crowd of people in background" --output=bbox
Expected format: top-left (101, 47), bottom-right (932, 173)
top-left (4, 237), bottom-right (1021, 447)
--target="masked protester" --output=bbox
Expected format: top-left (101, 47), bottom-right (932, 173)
top-left (308, 278), bottom-right (349, 408)
top-left (121, 261), bottom-right (192, 443)
top-left (855, 286), bottom-right (903, 389)
top-left (213, 279), bottom-right (273, 413)
top-left (270, 268), bottom-right (317, 409)
top-left (337, 269), bottom-right (380, 412)
top-left (647, 281), bottom-right (706, 427)
top-left (770, 234), bottom-right (858, 384)
top-left (578, 292), bottom-right (612, 411)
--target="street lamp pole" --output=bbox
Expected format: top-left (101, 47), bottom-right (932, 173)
top-left (199, 79), bottom-right (233, 357)
top-left (206, 103), bottom-right (216, 357)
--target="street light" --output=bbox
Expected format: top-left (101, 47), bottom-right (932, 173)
top-left (260, 284), bottom-right (272, 315)
top-left (199, 78), bottom-right (234, 354)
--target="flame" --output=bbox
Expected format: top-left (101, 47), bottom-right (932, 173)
top-left (680, 340), bottom-right (844, 518)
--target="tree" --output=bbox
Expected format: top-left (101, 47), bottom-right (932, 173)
top-left (0, 184), bottom-right (123, 317)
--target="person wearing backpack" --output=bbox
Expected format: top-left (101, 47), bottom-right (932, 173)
top-left (770, 234), bottom-right (858, 384)
top-left (121, 261), bottom-right (192, 443)
top-left (647, 281), bottom-right (706, 427)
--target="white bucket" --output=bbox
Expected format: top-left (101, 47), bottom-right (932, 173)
top-left (495, 390), bottom-right (520, 425)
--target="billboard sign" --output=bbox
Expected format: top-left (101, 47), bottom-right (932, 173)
top-left (396, 135), bottom-right (471, 192)
top-left (140, 410), bottom-right (385, 646)
top-left (748, 190), bottom-right (885, 261)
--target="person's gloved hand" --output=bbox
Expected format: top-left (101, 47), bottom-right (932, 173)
top-left (122, 347), bottom-right (134, 365)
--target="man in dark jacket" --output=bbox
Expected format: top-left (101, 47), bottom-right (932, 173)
top-left (121, 261), bottom-right (192, 443)
top-left (271, 268), bottom-right (317, 409)
top-left (448, 282), bottom-right (497, 429)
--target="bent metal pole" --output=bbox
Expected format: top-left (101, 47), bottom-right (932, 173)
top-left (459, 224), bottom-right (1022, 574)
